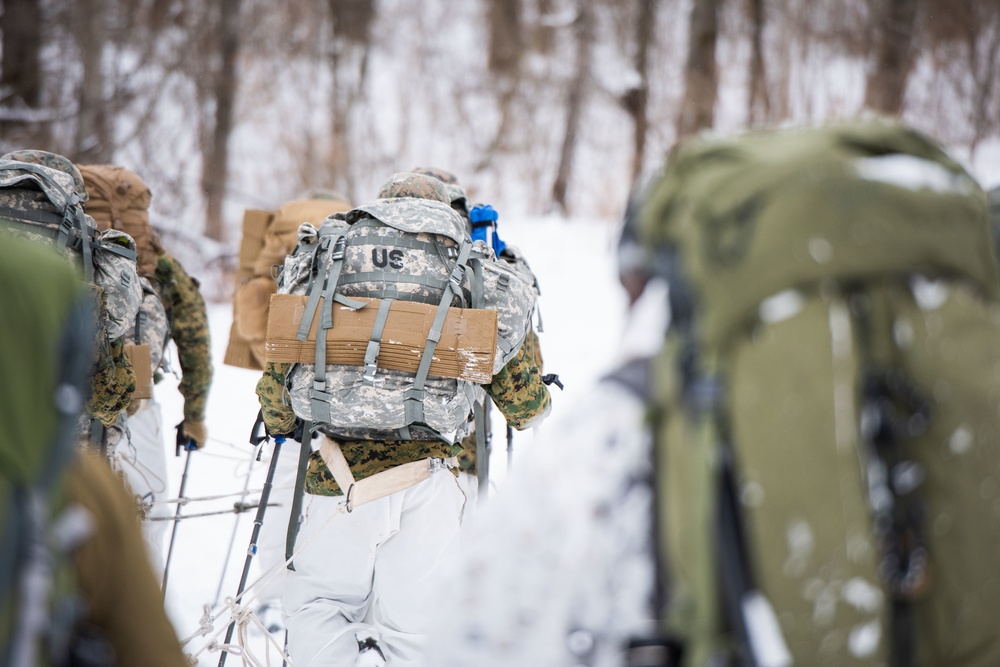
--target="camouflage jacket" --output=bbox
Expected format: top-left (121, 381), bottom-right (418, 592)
top-left (154, 253), bottom-right (212, 423)
top-left (256, 341), bottom-right (551, 496)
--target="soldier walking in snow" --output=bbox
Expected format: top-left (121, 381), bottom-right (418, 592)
top-left (255, 171), bottom-right (551, 666)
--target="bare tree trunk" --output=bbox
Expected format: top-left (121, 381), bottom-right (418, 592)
top-left (968, 10), bottom-right (1000, 156)
top-left (551, 0), bottom-right (594, 213)
top-left (201, 0), bottom-right (242, 242)
top-left (0, 0), bottom-right (48, 144)
top-left (73, 0), bottom-right (113, 162)
top-left (1, 0), bottom-right (42, 108)
top-left (477, 0), bottom-right (525, 172)
top-left (326, 0), bottom-right (375, 201)
top-left (622, 0), bottom-right (658, 183)
top-left (863, 0), bottom-right (919, 115)
top-left (489, 0), bottom-right (524, 76)
top-left (533, 0), bottom-right (557, 53)
top-left (676, 0), bottom-right (721, 140)
top-left (747, 0), bottom-right (770, 127)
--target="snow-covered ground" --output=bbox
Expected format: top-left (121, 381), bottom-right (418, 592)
top-left (151, 214), bottom-right (637, 665)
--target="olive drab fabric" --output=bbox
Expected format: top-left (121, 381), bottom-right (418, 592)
top-left (0, 236), bottom-right (93, 667)
top-left (226, 195), bottom-right (353, 370)
top-left (639, 121), bottom-right (1000, 666)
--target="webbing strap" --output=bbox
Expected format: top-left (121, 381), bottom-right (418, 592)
top-left (317, 435), bottom-right (457, 513)
top-left (337, 271), bottom-right (450, 292)
top-left (285, 422), bottom-right (312, 571)
top-left (0, 206), bottom-right (63, 227)
top-left (363, 298), bottom-right (395, 385)
top-left (474, 400), bottom-right (489, 502)
top-left (347, 231), bottom-right (445, 254)
top-left (297, 236), bottom-right (337, 341)
top-left (404, 241), bottom-right (474, 428)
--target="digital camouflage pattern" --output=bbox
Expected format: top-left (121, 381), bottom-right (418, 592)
top-left (277, 198), bottom-right (537, 439)
top-left (258, 340), bottom-right (551, 496)
top-left (92, 228), bottom-right (143, 340)
top-left (411, 166), bottom-right (460, 185)
top-left (377, 171), bottom-right (451, 203)
top-left (86, 291), bottom-right (137, 428)
top-left (125, 276), bottom-right (170, 373)
top-left (155, 253), bottom-right (212, 424)
top-left (1, 150), bottom-right (89, 202)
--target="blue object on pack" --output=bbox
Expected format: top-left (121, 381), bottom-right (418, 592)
top-left (469, 204), bottom-right (506, 256)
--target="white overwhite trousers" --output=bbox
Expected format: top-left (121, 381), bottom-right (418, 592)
top-left (253, 438), bottom-right (305, 603)
top-left (115, 399), bottom-right (171, 578)
top-left (283, 469), bottom-right (466, 667)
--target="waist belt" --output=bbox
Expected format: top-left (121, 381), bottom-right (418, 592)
top-left (317, 434), bottom-right (458, 513)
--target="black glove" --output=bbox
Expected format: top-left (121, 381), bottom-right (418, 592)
top-left (541, 373), bottom-right (564, 390)
top-left (175, 421), bottom-right (201, 455)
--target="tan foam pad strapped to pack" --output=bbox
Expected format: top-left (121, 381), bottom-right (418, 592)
top-left (125, 343), bottom-right (153, 400)
top-left (265, 293), bottom-right (497, 383)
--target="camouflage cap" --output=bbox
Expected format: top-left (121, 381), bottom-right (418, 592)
top-left (308, 188), bottom-right (351, 204)
top-left (377, 172), bottom-right (450, 204)
top-left (411, 166), bottom-right (468, 211)
top-left (1, 150), bottom-right (89, 202)
top-left (412, 166), bottom-right (460, 185)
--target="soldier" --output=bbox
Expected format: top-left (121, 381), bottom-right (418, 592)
top-left (411, 166), bottom-right (549, 508)
top-left (256, 172), bottom-right (551, 666)
top-left (77, 163), bottom-right (213, 576)
top-left (0, 233), bottom-right (188, 667)
top-left (0, 150), bottom-right (140, 446)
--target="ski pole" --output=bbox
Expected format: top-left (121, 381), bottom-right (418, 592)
top-left (213, 411), bottom-right (269, 606)
top-left (163, 430), bottom-right (197, 599)
top-left (218, 434), bottom-right (284, 667)
top-left (506, 422), bottom-right (514, 472)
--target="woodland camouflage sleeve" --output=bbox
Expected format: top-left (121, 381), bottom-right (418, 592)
top-left (87, 288), bottom-right (136, 427)
top-left (256, 362), bottom-right (298, 435)
top-left (155, 253), bottom-right (212, 422)
top-left (485, 342), bottom-right (551, 430)
top-left (88, 335), bottom-right (136, 427)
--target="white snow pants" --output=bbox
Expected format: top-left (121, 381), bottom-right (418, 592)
top-left (115, 399), bottom-right (171, 579)
top-left (283, 468), bottom-right (466, 667)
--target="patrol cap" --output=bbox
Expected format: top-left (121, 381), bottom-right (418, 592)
top-left (377, 172), bottom-right (450, 204)
top-left (412, 166), bottom-right (469, 214)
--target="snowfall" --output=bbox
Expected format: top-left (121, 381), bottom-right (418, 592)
top-left (150, 212), bottom-right (671, 666)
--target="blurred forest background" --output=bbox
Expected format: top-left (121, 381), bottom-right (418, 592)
top-left (1, 0), bottom-right (999, 298)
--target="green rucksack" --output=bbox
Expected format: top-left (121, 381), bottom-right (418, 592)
top-left (639, 121), bottom-right (1000, 666)
top-left (0, 236), bottom-right (100, 666)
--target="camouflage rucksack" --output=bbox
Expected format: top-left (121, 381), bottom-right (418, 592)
top-left (270, 185), bottom-right (536, 443)
top-left (226, 195), bottom-right (353, 371)
top-left (639, 121), bottom-right (1000, 666)
top-left (0, 154), bottom-right (142, 341)
top-left (77, 164), bottom-right (170, 401)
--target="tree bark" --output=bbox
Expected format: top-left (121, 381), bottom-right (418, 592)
top-left (488, 0), bottom-right (524, 77)
top-left (747, 0), bottom-right (770, 127)
top-left (73, 0), bottom-right (113, 163)
top-left (623, 0), bottom-right (658, 183)
top-left (551, 0), bottom-right (594, 213)
top-left (0, 0), bottom-right (48, 144)
top-left (676, 0), bottom-right (721, 141)
top-left (326, 0), bottom-right (375, 201)
top-left (201, 0), bottom-right (242, 242)
top-left (863, 0), bottom-right (919, 115)
top-left (1, 0), bottom-right (43, 108)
